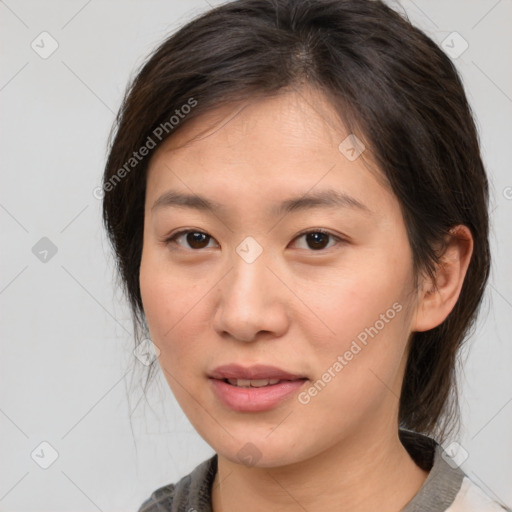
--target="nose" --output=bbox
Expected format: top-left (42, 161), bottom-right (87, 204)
top-left (213, 249), bottom-right (289, 343)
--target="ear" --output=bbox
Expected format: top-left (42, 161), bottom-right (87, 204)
top-left (412, 225), bottom-right (474, 332)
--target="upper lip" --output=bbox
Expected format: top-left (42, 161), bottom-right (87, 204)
top-left (209, 364), bottom-right (306, 381)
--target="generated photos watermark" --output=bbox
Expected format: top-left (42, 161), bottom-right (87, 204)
top-left (93, 97), bottom-right (198, 199)
top-left (298, 301), bottom-right (403, 405)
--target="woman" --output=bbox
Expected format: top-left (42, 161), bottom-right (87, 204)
top-left (101, 0), bottom-right (510, 510)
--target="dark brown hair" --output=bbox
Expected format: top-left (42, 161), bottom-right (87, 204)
top-left (102, 0), bottom-right (490, 441)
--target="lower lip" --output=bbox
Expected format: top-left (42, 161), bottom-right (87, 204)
top-left (209, 378), bottom-right (307, 412)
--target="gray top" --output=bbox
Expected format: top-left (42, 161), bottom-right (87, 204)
top-left (138, 429), bottom-right (511, 512)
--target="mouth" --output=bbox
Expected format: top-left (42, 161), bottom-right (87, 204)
top-left (208, 364), bottom-right (308, 412)
top-left (208, 363), bottom-right (307, 383)
top-left (221, 377), bottom-right (306, 388)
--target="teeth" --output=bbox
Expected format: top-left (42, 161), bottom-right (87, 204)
top-left (227, 378), bottom-right (281, 387)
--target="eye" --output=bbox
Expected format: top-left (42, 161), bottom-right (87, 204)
top-left (165, 230), bottom-right (218, 250)
top-left (292, 229), bottom-right (342, 251)
top-left (165, 229), bottom-right (343, 251)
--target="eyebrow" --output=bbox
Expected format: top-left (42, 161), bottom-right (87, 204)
top-left (151, 189), bottom-right (372, 216)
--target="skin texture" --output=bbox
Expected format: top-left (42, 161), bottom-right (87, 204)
top-left (139, 87), bottom-right (473, 512)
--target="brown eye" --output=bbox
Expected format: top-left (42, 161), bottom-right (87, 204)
top-left (186, 232), bottom-right (211, 249)
top-left (167, 230), bottom-right (217, 250)
top-left (293, 230), bottom-right (340, 251)
top-left (305, 232), bottom-right (330, 250)
top-left (166, 229), bottom-right (342, 252)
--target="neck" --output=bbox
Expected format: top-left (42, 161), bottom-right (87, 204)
top-left (211, 426), bottom-right (429, 512)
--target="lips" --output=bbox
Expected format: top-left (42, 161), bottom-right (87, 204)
top-left (209, 364), bottom-right (306, 382)
top-left (208, 364), bottom-right (308, 412)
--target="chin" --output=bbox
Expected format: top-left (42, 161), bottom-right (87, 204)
top-left (212, 434), bottom-right (309, 469)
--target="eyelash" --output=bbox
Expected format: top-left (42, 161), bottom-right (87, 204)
top-left (164, 228), bottom-right (344, 252)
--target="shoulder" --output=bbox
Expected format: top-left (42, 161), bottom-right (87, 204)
top-left (137, 454), bottom-right (217, 512)
top-left (399, 429), bottom-right (511, 512)
top-left (138, 482), bottom-right (177, 512)
top-left (448, 476), bottom-right (512, 512)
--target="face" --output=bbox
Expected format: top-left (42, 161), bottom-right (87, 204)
top-left (140, 88), bottom-right (421, 468)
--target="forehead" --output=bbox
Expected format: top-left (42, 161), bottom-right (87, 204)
top-left (145, 88), bottom-right (394, 217)
top-left (159, 87), bottom-right (345, 153)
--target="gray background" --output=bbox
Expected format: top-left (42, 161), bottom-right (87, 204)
top-left (1, 1), bottom-right (511, 510)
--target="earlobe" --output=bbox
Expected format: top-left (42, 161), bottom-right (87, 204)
top-left (412, 225), bottom-right (474, 333)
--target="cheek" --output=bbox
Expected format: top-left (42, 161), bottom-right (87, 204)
top-left (139, 252), bottom-right (211, 366)
top-left (296, 245), bottom-right (414, 410)
top-left (302, 252), bottom-right (412, 352)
